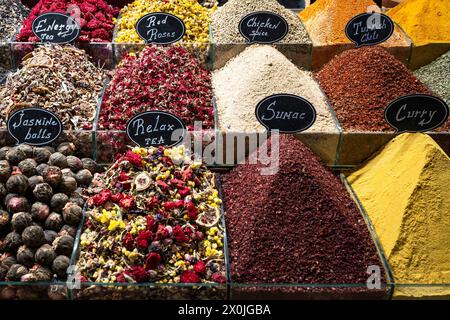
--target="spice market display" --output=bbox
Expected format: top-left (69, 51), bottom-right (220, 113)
top-left (0, 0), bottom-right (449, 301)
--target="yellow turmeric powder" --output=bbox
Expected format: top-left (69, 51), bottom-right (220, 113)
top-left (299, 0), bottom-right (409, 46)
top-left (388, 0), bottom-right (450, 46)
top-left (348, 133), bottom-right (450, 298)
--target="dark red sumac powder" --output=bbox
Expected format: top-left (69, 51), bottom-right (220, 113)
top-left (99, 46), bottom-right (214, 131)
top-left (222, 135), bottom-right (384, 294)
top-left (316, 47), bottom-right (430, 132)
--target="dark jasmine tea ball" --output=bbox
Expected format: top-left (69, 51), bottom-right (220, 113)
top-left (0, 160), bottom-right (11, 182)
top-left (45, 213), bottom-right (64, 231)
top-left (52, 255), bottom-right (70, 278)
top-left (1, 256), bottom-right (17, 269)
top-left (61, 168), bottom-right (75, 179)
top-left (57, 143), bottom-right (76, 156)
top-left (0, 183), bottom-right (6, 199)
top-left (6, 148), bottom-right (26, 165)
top-left (31, 202), bottom-right (50, 221)
top-left (69, 195), bottom-right (85, 208)
top-left (44, 230), bottom-right (58, 244)
top-left (18, 159), bottom-right (37, 177)
top-left (7, 196), bottom-right (30, 213)
top-left (6, 264), bottom-right (28, 281)
top-left (11, 212), bottom-right (32, 232)
top-left (33, 147), bottom-right (52, 164)
top-left (53, 235), bottom-right (74, 256)
top-left (62, 203), bottom-right (82, 226)
top-left (3, 232), bottom-right (22, 253)
top-left (0, 147), bottom-right (11, 160)
top-left (16, 246), bottom-right (35, 268)
top-left (36, 163), bottom-right (49, 176)
top-left (42, 166), bottom-right (63, 187)
top-left (66, 156), bottom-right (83, 172)
top-left (33, 183), bottom-right (53, 202)
top-left (28, 175), bottom-right (44, 190)
top-left (0, 265), bottom-right (6, 281)
top-left (48, 153), bottom-right (68, 169)
top-left (22, 226), bottom-right (46, 248)
top-left (6, 174), bottom-right (28, 195)
top-left (58, 176), bottom-right (77, 195)
top-left (81, 158), bottom-right (97, 174)
top-left (35, 244), bottom-right (56, 267)
top-left (17, 145), bottom-right (33, 159)
top-left (0, 210), bottom-right (9, 229)
top-left (60, 225), bottom-right (77, 238)
top-left (75, 169), bottom-right (92, 186)
top-left (50, 193), bottom-right (69, 212)
top-left (26, 265), bottom-right (52, 282)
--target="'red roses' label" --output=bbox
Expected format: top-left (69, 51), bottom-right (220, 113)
top-left (136, 13), bottom-right (186, 44)
top-left (126, 111), bottom-right (187, 147)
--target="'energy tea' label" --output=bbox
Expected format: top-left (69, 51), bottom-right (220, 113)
top-left (7, 108), bottom-right (63, 146)
top-left (256, 94), bottom-right (316, 133)
top-left (345, 13), bottom-right (394, 47)
top-left (32, 12), bottom-right (81, 44)
top-left (385, 94), bottom-right (449, 132)
top-left (136, 13), bottom-right (186, 44)
top-left (126, 111), bottom-right (187, 147)
top-left (239, 11), bottom-right (289, 44)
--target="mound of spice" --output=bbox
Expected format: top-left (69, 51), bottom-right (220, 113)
top-left (299, 0), bottom-right (410, 46)
top-left (0, 0), bottom-right (30, 42)
top-left (0, 45), bottom-right (105, 130)
top-left (0, 143), bottom-right (98, 294)
top-left (348, 133), bottom-right (450, 298)
top-left (388, 0), bottom-right (450, 46)
top-left (99, 45), bottom-right (214, 131)
top-left (77, 146), bottom-right (226, 285)
top-left (211, 0), bottom-right (310, 44)
top-left (16, 0), bottom-right (119, 43)
top-left (222, 135), bottom-right (384, 296)
top-left (316, 46), bottom-right (433, 132)
top-left (115, 0), bottom-right (215, 48)
top-left (213, 45), bottom-right (338, 133)
top-left (414, 51), bottom-right (450, 105)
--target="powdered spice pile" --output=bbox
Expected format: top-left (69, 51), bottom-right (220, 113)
top-left (222, 135), bottom-right (384, 293)
top-left (16, 0), bottom-right (119, 43)
top-left (316, 46), bottom-right (432, 132)
top-left (99, 46), bottom-right (214, 131)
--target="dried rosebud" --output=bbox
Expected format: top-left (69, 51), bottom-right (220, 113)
top-left (66, 156), bottom-right (83, 172)
top-left (57, 143), bottom-right (76, 156)
top-left (58, 176), bottom-right (77, 195)
top-left (16, 246), bottom-right (35, 268)
top-left (6, 264), bottom-right (28, 281)
top-left (45, 213), bottom-right (64, 231)
top-left (35, 244), bottom-right (57, 267)
top-left (7, 196), bottom-right (30, 213)
top-left (52, 255), bottom-right (70, 278)
top-left (48, 152), bottom-right (68, 169)
top-left (42, 166), bottom-right (63, 187)
top-left (28, 175), bottom-right (44, 190)
top-left (33, 183), bottom-right (53, 202)
top-left (22, 226), bottom-right (46, 248)
top-left (36, 163), bottom-right (49, 176)
top-left (33, 147), bottom-right (52, 164)
top-left (81, 158), bottom-right (97, 174)
top-left (62, 202), bottom-right (83, 226)
top-left (75, 169), bottom-right (93, 186)
top-left (31, 202), bottom-right (50, 221)
top-left (18, 159), bottom-right (37, 177)
top-left (6, 174), bottom-right (28, 195)
top-left (53, 235), bottom-right (74, 256)
top-left (0, 160), bottom-right (11, 182)
top-left (11, 212), bottom-right (32, 232)
top-left (6, 148), bottom-right (26, 165)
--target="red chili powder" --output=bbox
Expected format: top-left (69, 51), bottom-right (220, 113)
top-left (99, 46), bottom-right (214, 131)
top-left (17, 0), bottom-right (119, 42)
top-left (222, 135), bottom-right (385, 295)
top-left (316, 47), bottom-right (431, 132)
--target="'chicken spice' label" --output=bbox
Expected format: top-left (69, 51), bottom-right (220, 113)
top-left (239, 11), bottom-right (289, 44)
top-left (136, 13), bottom-right (186, 45)
top-left (255, 94), bottom-right (316, 133)
top-left (32, 12), bottom-right (80, 44)
top-left (345, 13), bottom-right (394, 47)
top-left (126, 111), bottom-right (187, 148)
top-left (7, 108), bottom-right (63, 146)
top-left (384, 94), bottom-right (449, 133)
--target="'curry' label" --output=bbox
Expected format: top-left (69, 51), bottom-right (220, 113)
top-left (32, 13), bottom-right (81, 44)
top-left (345, 13), bottom-right (394, 47)
top-left (7, 108), bottom-right (63, 146)
top-left (239, 11), bottom-right (289, 44)
top-left (255, 94), bottom-right (317, 133)
top-left (384, 94), bottom-right (449, 133)
top-left (136, 13), bottom-right (186, 44)
top-left (126, 111), bottom-right (187, 147)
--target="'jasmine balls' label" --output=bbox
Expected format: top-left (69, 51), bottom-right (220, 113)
top-left (136, 13), bottom-right (186, 45)
top-left (239, 11), bottom-right (289, 44)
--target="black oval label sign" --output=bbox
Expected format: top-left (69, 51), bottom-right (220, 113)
top-left (385, 94), bottom-right (449, 133)
top-left (7, 108), bottom-right (63, 146)
top-left (239, 11), bottom-right (289, 44)
top-left (136, 13), bottom-right (186, 44)
top-left (255, 94), bottom-right (317, 133)
top-left (32, 13), bottom-right (81, 44)
top-left (126, 111), bottom-right (187, 148)
top-left (345, 13), bottom-right (394, 47)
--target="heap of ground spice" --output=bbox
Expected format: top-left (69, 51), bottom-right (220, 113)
top-left (99, 46), bottom-right (214, 131)
top-left (348, 133), bottom-right (450, 298)
top-left (115, 0), bottom-right (215, 48)
top-left (222, 135), bottom-right (385, 295)
top-left (316, 46), bottom-right (432, 132)
top-left (213, 45), bottom-right (338, 133)
top-left (299, 0), bottom-right (410, 46)
top-left (0, 0), bottom-right (30, 42)
top-left (16, 0), bottom-right (119, 43)
top-left (414, 51), bottom-right (450, 105)
top-left (388, 0), bottom-right (450, 46)
top-left (0, 45), bottom-right (105, 130)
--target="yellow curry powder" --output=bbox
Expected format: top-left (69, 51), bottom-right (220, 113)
top-left (388, 0), bottom-right (450, 46)
top-left (348, 133), bottom-right (450, 298)
top-left (299, 0), bottom-right (409, 46)
top-left (115, 0), bottom-right (215, 46)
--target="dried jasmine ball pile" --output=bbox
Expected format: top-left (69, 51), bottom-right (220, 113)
top-left (0, 143), bottom-right (98, 288)
top-left (77, 146), bottom-right (226, 285)
top-left (0, 45), bottom-right (105, 130)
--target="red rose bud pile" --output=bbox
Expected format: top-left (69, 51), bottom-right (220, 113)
top-left (77, 146), bottom-right (226, 284)
top-left (99, 46), bottom-right (214, 131)
top-left (222, 135), bottom-right (386, 297)
top-left (0, 143), bottom-right (98, 299)
top-left (16, 0), bottom-right (119, 43)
